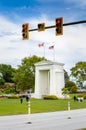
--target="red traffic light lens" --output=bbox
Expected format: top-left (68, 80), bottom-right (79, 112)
top-left (22, 24), bottom-right (27, 30)
top-left (22, 24), bottom-right (28, 32)
top-left (56, 19), bottom-right (61, 24)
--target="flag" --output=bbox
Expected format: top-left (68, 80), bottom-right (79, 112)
top-left (49, 45), bottom-right (54, 49)
top-left (38, 43), bottom-right (44, 47)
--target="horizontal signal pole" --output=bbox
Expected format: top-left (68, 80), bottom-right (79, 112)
top-left (63, 20), bottom-right (86, 26)
top-left (29, 20), bottom-right (86, 32)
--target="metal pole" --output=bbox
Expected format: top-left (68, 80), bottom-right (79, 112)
top-left (53, 46), bottom-right (55, 61)
top-left (29, 20), bottom-right (86, 32)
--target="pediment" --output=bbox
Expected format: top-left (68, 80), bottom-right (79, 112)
top-left (35, 60), bottom-right (64, 66)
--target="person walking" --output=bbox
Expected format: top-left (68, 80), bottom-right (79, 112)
top-left (20, 97), bottom-right (23, 104)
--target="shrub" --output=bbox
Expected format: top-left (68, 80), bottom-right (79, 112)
top-left (83, 94), bottom-right (86, 99)
top-left (43, 95), bottom-right (58, 100)
top-left (77, 94), bottom-right (86, 99)
top-left (7, 94), bottom-right (19, 99)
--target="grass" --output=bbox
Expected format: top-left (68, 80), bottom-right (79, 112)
top-left (78, 128), bottom-right (86, 130)
top-left (0, 98), bottom-right (27, 115)
top-left (0, 97), bottom-right (86, 115)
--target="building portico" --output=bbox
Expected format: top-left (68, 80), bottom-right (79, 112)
top-left (34, 60), bottom-right (64, 98)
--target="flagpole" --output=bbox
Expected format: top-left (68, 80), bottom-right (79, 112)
top-left (44, 44), bottom-right (45, 58)
top-left (38, 42), bottom-right (45, 58)
top-left (53, 46), bottom-right (55, 61)
top-left (48, 45), bottom-right (55, 61)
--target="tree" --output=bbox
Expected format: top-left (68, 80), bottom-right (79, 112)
top-left (13, 55), bottom-right (46, 91)
top-left (0, 78), bottom-right (5, 86)
top-left (4, 83), bottom-right (14, 94)
top-left (64, 69), bottom-right (70, 82)
top-left (65, 80), bottom-right (77, 93)
top-left (0, 72), bottom-right (5, 86)
top-left (0, 64), bottom-right (14, 83)
top-left (62, 87), bottom-right (68, 94)
top-left (70, 62), bottom-right (86, 88)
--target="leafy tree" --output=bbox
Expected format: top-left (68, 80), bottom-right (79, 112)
top-left (70, 62), bottom-right (86, 88)
top-left (70, 85), bottom-right (77, 93)
top-left (4, 84), bottom-right (14, 94)
top-left (62, 87), bottom-right (69, 95)
top-left (0, 78), bottom-right (5, 86)
top-left (13, 55), bottom-right (46, 91)
top-left (64, 69), bottom-right (70, 82)
top-left (0, 72), bottom-right (5, 86)
top-left (0, 64), bottom-right (14, 83)
top-left (65, 80), bottom-right (77, 93)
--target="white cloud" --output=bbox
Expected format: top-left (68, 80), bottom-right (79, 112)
top-left (65, 0), bottom-right (86, 7)
top-left (28, 17), bottom-right (86, 72)
top-left (0, 15), bottom-right (86, 73)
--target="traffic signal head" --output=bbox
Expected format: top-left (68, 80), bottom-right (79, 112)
top-left (38, 23), bottom-right (45, 32)
top-left (22, 23), bottom-right (29, 40)
top-left (55, 17), bottom-right (63, 36)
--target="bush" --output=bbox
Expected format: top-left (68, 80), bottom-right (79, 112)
top-left (77, 94), bottom-right (86, 99)
top-left (43, 95), bottom-right (58, 100)
top-left (7, 94), bottom-right (19, 99)
top-left (83, 94), bottom-right (86, 99)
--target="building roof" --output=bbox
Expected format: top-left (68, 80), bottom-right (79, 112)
top-left (35, 60), bottom-right (64, 66)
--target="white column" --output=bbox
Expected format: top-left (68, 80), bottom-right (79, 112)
top-left (55, 71), bottom-right (64, 97)
top-left (35, 68), bottom-right (41, 98)
top-left (49, 68), bottom-right (56, 95)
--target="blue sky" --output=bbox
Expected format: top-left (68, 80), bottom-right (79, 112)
top-left (0, 0), bottom-right (86, 73)
top-left (0, 0), bottom-right (86, 22)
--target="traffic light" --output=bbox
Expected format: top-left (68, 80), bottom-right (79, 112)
top-left (22, 23), bottom-right (29, 40)
top-left (55, 17), bottom-right (63, 36)
top-left (38, 23), bottom-right (45, 32)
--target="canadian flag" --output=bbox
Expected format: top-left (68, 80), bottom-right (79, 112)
top-left (38, 43), bottom-right (44, 47)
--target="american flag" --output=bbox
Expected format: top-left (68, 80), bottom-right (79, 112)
top-left (38, 43), bottom-right (44, 47)
top-left (49, 45), bottom-right (54, 49)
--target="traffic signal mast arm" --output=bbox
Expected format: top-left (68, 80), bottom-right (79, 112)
top-left (29, 20), bottom-right (86, 32)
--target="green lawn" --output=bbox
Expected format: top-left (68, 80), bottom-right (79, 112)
top-left (78, 128), bottom-right (86, 130)
top-left (0, 97), bottom-right (86, 115)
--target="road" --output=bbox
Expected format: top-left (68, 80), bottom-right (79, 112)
top-left (0, 109), bottom-right (86, 130)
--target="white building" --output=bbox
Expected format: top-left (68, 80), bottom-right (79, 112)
top-left (34, 60), bottom-right (65, 98)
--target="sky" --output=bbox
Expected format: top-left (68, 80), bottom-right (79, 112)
top-left (0, 0), bottom-right (86, 74)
